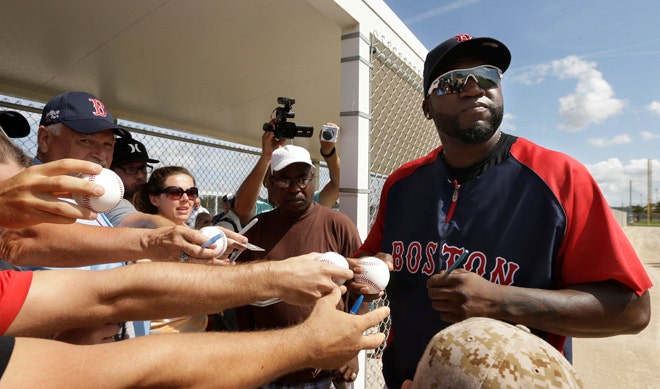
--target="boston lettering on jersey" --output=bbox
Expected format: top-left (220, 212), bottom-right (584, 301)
top-left (390, 241), bottom-right (520, 285)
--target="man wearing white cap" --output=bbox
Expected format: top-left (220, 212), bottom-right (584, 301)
top-left (235, 145), bottom-right (363, 387)
top-left (233, 125), bottom-right (341, 226)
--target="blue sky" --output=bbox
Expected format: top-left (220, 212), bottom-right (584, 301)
top-left (383, 0), bottom-right (660, 208)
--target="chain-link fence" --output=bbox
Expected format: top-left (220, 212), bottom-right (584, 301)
top-left (364, 34), bottom-right (438, 388)
top-left (0, 96), bottom-right (332, 217)
top-left (1, 32), bottom-right (436, 389)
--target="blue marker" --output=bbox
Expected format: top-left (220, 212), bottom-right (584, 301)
top-left (201, 233), bottom-right (224, 248)
top-left (350, 295), bottom-right (364, 315)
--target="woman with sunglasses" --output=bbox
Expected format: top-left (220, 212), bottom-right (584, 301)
top-left (133, 165), bottom-right (210, 334)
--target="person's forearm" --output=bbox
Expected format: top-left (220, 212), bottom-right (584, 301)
top-left (9, 261), bottom-right (283, 337)
top-left (107, 262), bottom-right (280, 320)
top-left (493, 280), bottom-right (651, 337)
top-left (318, 153), bottom-right (340, 207)
top-left (117, 212), bottom-right (175, 229)
top-left (11, 262), bottom-right (279, 336)
top-left (6, 329), bottom-right (314, 389)
top-left (6, 290), bottom-right (389, 388)
top-left (0, 224), bottom-right (150, 267)
top-left (234, 155), bottom-right (270, 224)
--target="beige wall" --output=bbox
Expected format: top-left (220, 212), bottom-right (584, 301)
top-left (610, 208), bottom-right (627, 228)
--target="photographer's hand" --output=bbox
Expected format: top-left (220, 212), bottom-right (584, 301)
top-left (320, 122), bottom-right (339, 156)
top-left (262, 125), bottom-right (286, 156)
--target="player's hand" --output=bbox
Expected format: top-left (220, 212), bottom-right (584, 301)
top-left (426, 269), bottom-right (501, 322)
top-left (0, 159), bottom-right (104, 228)
top-left (332, 356), bottom-right (359, 384)
top-left (301, 288), bottom-right (389, 370)
top-left (271, 253), bottom-right (353, 306)
top-left (344, 253), bottom-right (392, 300)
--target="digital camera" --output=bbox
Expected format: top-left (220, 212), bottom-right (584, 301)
top-left (320, 124), bottom-right (339, 143)
top-left (263, 97), bottom-right (314, 139)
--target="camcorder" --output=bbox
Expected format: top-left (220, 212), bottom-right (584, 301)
top-left (263, 97), bottom-right (314, 139)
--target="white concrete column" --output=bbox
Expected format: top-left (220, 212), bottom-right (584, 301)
top-left (338, 25), bottom-right (372, 241)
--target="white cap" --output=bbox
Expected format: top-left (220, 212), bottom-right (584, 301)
top-left (270, 145), bottom-right (314, 173)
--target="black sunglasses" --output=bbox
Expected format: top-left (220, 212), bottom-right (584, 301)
top-left (156, 186), bottom-right (199, 200)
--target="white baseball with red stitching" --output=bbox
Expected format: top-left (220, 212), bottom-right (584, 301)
top-left (317, 252), bottom-right (349, 285)
top-left (73, 168), bottom-right (124, 213)
top-left (199, 226), bottom-right (228, 258)
top-left (355, 257), bottom-right (390, 294)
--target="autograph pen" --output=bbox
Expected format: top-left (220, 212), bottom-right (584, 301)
top-left (445, 249), bottom-right (469, 275)
top-left (350, 295), bottom-right (364, 315)
top-left (201, 233), bottom-right (224, 248)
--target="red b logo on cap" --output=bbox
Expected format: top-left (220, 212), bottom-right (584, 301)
top-left (88, 98), bottom-right (108, 118)
top-left (454, 34), bottom-right (473, 43)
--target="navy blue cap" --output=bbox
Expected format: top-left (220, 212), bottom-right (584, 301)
top-left (0, 111), bottom-right (30, 138)
top-left (40, 91), bottom-right (129, 137)
top-left (423, 34), bottom-right (511, 97)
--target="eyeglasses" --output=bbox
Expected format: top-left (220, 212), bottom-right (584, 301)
top-left (427, 65), bottom-right (502, 97)
top-left (156, 186), bottom-right (199, 200)
top-left (116, 164), bottom-right (153, 175)
top-left (272, 176), bottom-right (313, 189)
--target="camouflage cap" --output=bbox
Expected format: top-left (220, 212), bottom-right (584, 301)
top-left (410, 317), bottom-right (583, 388)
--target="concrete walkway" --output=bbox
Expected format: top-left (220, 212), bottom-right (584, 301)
top-left (573, 227), bottom-right (660, 389)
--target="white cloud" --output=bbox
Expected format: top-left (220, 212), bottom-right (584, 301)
top-left (508, 64), bottom-right (550, 86)
top-left (640, 131), bottom-right (660, 140)
top-left (501, 113), bottom-right (516, 133)
top-left (551, 56), bottom-right (625, 132)
top-left (648, 101), bottom-right (660, 115)
top-left (586, 158), bottom-right (660, 207)
top-left (403, 0), bottom-right (481, 24)
top-left (586, 134), bottom-right (632, 147)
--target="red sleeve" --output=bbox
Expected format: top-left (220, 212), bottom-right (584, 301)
top-left (511, 139), bottom-right (653, 295)
top-left (0, 270), bottom-right (33, 334)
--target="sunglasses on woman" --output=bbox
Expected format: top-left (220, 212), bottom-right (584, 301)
top-left (427, 65), bottom-right (502, 97)
top-left (156, 186), bottom-right (199, 200)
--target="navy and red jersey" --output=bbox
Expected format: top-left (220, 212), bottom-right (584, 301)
top-left (357, 134), bottom-right (653, 389)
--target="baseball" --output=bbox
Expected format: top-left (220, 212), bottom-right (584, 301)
top-left (355, 257), bottom-right (390, 294)
top-left (199, 226), bottom-right (228, 257)
top-left (317, 252), bottom-right (350, 285)
top-left (72, 168), bottom-right (124, 213)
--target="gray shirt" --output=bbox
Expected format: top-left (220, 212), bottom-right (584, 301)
top-left (105, 199), bottom-right (137, 226)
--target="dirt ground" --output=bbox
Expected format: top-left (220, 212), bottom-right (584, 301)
top-left (572, 226), bottom-right (660, 389)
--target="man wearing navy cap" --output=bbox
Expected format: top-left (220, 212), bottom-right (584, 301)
top-left (36, 91), bottom-right (129, 167)
top-left (355, 34), bottom-right (652, 388)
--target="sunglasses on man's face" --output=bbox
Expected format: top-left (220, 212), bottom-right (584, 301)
top-left (427, 65), bottom-right (502, 97)
top-left (156, 186), bottom-right (199, 200)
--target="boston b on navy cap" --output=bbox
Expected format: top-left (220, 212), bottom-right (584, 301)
top-left (40, 91), bottom-right (129, 138)
top-left (423, 34), bottom-right (511, 97)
